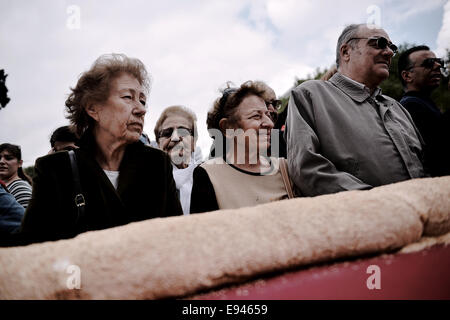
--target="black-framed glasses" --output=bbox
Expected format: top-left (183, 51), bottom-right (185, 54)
top-left (266, 99), bottom-right (282, 110)
top-left (265, 99), bottom-right (281, 123)
top-left (158, 126), bottom-right (193, 139)
top-left (268, 111), bottom-right (278, 123)
top-left (348, 36), bottom-right (398, 54)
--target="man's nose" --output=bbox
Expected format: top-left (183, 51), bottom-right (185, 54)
top-left (383, 47), bottom-right (394, 58)
top-left (432, 61), bottom-right (442, 71)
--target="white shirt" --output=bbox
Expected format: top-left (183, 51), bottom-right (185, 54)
top-left (172, 156), bottom-right (199, 215)
top-left (103, 170), bottom-right (119, 190)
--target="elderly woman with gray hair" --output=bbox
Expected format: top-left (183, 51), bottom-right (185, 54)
top-left (18, 54), bottom-right (182, 245)
top-left (154, 106), bottom-right (202, 215)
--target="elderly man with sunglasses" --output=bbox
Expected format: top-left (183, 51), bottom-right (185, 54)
top-left (398, 45), bottom-right (450, 177)
top-left (285, 23), bottom-right (426, 197)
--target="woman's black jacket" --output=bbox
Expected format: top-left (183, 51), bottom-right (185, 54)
top-left (16, 135), bottom-right (182, 245)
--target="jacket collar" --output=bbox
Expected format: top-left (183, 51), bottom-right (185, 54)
top-left (402, 90), bottom-right (441, 115)
top-left (78, 129), bottom-right (98, 154)
top-left (76, 130), bottom-right (145, 198)
top-left (329, 72), bottom-right (383, 103)
top-left (403, 90), bottom-right (433, 101)
top-left (78, 129), bottom-right (144, 168)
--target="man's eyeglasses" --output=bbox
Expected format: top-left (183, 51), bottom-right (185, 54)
top-left (265, 100), bottom-right (282, 123)
top-left (409, 58), bottom-right (445, 70)
top-left (266, 99), bottom-right (282, 110)
top-left (158, 127), bottom-right (193, 139)
top-left (348, 36), bottom-right (398, 54)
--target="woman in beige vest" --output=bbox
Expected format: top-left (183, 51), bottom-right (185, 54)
top-left (190, 81), bottom-right (294, 213)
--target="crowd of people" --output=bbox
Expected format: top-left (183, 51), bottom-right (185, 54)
top-left (1, 23), bottom-right (448, 246)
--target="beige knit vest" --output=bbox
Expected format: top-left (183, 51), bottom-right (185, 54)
top-left (200, 157), bottom-right (289, 210)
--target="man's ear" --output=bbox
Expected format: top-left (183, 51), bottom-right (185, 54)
top-left (340, 44), bottom-right (351, 64)
top-left (18, 159), bottom-right (23, 167)
top-left (401, 70), bottom-right (412, 84)
top-left (85, 103), bottom-right (100, 122)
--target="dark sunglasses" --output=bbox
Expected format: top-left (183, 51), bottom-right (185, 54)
top-left (348, 36), bottom-right (398, 54)
top-left (219, 87), bottom-right (238, 108)
top-left (158, 127), bottom-right (193, 139)
top-left (418, 58), bottom-right (445, 69)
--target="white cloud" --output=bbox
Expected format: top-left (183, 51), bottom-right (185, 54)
top-left (383, 0), bottom-right (445, 25)
top-left (0, 0), bottom-right (446, 166)
top-left (436, 0), bottom-right (450, 56)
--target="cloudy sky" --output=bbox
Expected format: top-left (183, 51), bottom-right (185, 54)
top-left (1, 0), bottom-right (449, 167)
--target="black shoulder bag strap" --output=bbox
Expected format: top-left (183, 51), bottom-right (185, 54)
top-left (68, 150), bottom-right (86, 224)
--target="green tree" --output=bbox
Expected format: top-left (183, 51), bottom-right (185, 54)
top-left (430, 49), bottom-right (450, 113)
top-left (294, 67), bottom-right (329, 87)
top-left (278, 67), bottom-right (333, 114)
top-left (23, 165), bottom-right (35, 181)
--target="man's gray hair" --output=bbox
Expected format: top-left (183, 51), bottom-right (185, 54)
top-left (336, 23), bottom-right (365, 69)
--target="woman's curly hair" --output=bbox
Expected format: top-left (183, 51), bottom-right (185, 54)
top-left (65, 53), bottom-right (151, 136)
top-left (206, 80), bottom-right (265, 134)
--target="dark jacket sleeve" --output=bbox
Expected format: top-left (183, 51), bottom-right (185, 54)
top-left (190, 166), bottom-right (219, 214)
top-left (18, 153), bottom-right (77, 245)
top-left (401, 99), bottom-right (450, 176)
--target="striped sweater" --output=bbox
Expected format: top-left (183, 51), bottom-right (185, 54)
top-left (7, 179), bottom-right (32, 209)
